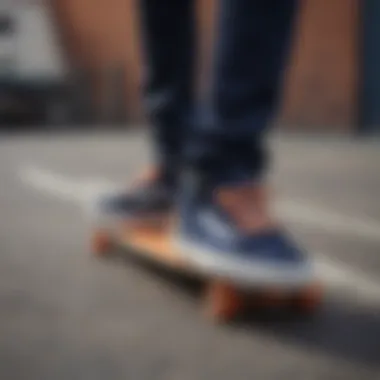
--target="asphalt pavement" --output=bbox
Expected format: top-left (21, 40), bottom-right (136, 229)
top-left (0, 130), bottom-right (379, 379)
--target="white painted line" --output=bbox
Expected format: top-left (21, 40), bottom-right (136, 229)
top-left (315, 254), bottom-right (380, 303)
top-left (20, 165), bottom-right (380, 242)
top-left (18, 164), bottom-right (380, 304)
top-left (275, 200), bottom-right (380, 242)
top-left (20, 165), bottom-right (121, 204)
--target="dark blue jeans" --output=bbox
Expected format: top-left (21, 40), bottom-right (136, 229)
top-left (139, 0), bottom-right (297, 185)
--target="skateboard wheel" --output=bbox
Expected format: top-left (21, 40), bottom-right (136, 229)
top-left (91, 230), bottom-right (113, 257)
top-left (204, 281), bottom-right (243, 323)
top-left (292, 283), bottom-right (323, 315)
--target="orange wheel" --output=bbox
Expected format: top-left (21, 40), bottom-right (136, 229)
top-left (91, 230), bottom-right (113, 257)
top-left (204, 281), bottom-right (243, 323)
top-left (292, 283), bottom-right (323, 315)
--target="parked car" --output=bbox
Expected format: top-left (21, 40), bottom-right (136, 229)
top-left (0, 3), bottom-right (74, 127)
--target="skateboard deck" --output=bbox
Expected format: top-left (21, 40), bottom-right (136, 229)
top-left (90, 215), bottom-right (322, 322)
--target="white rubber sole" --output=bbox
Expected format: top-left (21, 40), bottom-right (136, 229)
top-left (175, 238), bottom-right (316, 289)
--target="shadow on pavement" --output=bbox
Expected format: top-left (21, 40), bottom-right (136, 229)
top-left (235, 301), bottom-right (380, 368)
top-left (107, 246), bottom-right (380, 369)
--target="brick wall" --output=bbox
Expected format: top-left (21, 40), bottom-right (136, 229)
top-left (279, 0), bottom-right (359, 132)
top-left (53, 0), bottom-right (143, 121)
top-left (53, 0), bottom-right (359, 132)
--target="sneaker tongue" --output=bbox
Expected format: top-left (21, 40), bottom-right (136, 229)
top-left (131, 167), bottom-right (176, 191)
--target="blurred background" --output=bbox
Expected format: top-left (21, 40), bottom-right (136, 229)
top-left (1, 1), bottom-right (380, 379)
top-left (1, 0), bottom-right (379, 134)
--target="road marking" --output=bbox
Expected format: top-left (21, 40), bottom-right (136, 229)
top-left (18, 164), bottom-right (380, 304)
top-left (314, 255), bottom-right (380, 303)
top-left (20, 165), bottom-right (120, 203)
top-left (276, 200), bottom-right (380, 242)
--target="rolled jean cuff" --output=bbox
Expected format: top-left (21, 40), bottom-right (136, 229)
top-left (184, 135), bottom-right (268, 187)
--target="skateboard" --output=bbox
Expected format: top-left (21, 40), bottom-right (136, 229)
top-left (90, 214), bottom-right (323, 323)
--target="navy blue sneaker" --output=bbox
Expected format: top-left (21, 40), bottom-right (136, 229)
top-left (175, 172), bottom-right (314, 287)
top-left (93, 169), bottom-right (176, 225)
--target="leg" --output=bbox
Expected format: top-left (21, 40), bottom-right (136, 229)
top-left (188, 0), bottom-right (297, 184)
top-left (140, 0), bottom-right (196, 183)
top-left (94, 0), bottom-right (195, 221)
top-left (177, 0), bottom-right (314, 288)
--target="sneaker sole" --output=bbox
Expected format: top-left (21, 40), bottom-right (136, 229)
top-left (174, 237), bottom-right (316, 289)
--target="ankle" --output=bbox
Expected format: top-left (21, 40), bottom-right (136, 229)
top-left (215, 182), bottom-right (276, 232)
top-left (132, 166), bottom-right (177, 189)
